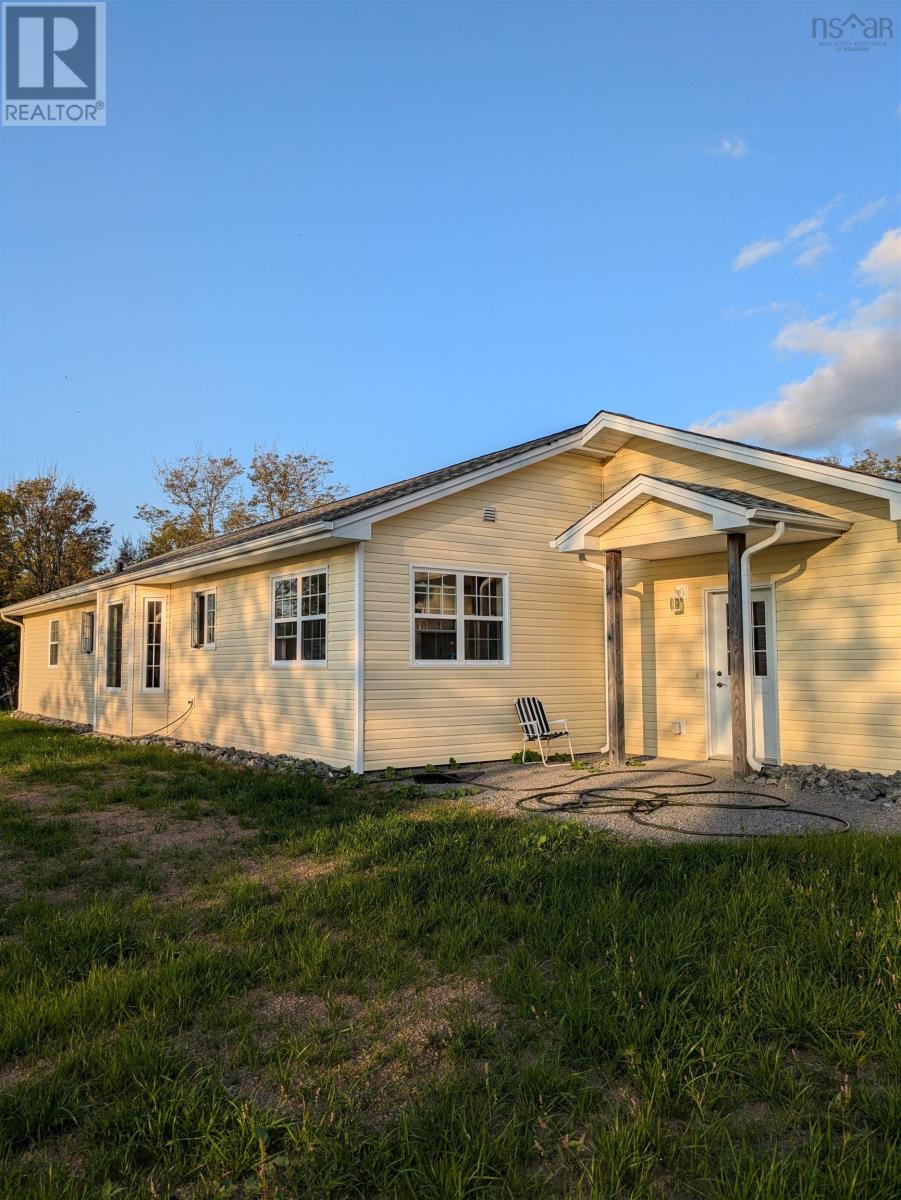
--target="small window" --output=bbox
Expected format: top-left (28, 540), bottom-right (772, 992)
top-left (192, 589), bottom-right (216, 648)
top-left (413, 569), bottom-right (506, 663)
top-left (272, 571), bottom-right (327, 664)
top-left (144, 599), bottom-right (164, 690)
top-left (81, 611), bottom-right (95, 654)
top-left (106, 603), bottom-right (123, 689)
top-left (48, 619), bottom-right (60, 667)
top-left (752, 600), bottom-right (768, 678)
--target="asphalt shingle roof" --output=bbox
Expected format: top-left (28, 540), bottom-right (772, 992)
top-left (650, 477), bottom-right (825, 517)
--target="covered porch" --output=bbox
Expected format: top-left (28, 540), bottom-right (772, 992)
top-left (551, 476), bottom-right (851, 776)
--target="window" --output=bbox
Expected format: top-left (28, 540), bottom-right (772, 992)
top-left (81, 611), bottom-right (95, 654)
top-left (192, 589), bottom-right (216, 648)
top-left (144, 599), bottom-right (164, 690)
top-left (106, 603), bottom-right (123, 689)
top-left (752, 600), bottom-right (768, 678)
top-left (48, 619), bottom-right (60, 667)
top-left (272, 571), bottom-right (327, 663)
top-left (413, 569), bottom-right (506, 663)
top-left (301, 572), bottom-right (327, 661)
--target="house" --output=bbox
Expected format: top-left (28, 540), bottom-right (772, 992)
top-left (4, 411), bottom-right (900, 775)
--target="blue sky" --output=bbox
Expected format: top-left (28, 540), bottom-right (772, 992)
top-left (1, 0), bottom-right (899, 541)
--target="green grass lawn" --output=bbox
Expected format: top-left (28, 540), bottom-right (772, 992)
top-left (0, 715), bottom-right (898, 1200)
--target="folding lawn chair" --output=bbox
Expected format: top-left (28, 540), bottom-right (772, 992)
top-left (514, 697), bottom-right (574, 765)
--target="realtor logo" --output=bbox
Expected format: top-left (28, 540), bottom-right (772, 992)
top-left (3, 2), bottom-right (106, 125)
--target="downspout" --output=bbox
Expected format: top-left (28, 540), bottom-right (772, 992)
top-left (353, 542), bottom-right (365, 774)
top-left (1, 613), bottom-right (24, 711)
top-left (739, 521), bottom-right (787, 772)
top-left (577, 554), bottom-right (611, 757)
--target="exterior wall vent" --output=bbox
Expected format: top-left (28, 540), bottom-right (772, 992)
top-left (482, 505), bottom-right (497, 523)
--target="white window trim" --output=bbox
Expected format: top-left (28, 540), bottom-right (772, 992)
top-left (104, 600), bottom-right (125, 692)
top-left (48, 619), bottom-right (60, 668)
top-left (270, 566), bottom-right (329, 668)
top-left (81, 609), bottom-right (95, 655)
top-left (409, 564), bottom-right (510, 667)
top-left (141, 596), bottom-right (166, 693)
top-left (191, 587), bottom-right (217, 650)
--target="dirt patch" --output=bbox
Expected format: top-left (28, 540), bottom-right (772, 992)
top-left (728, 1100), bottom-right (773, 1129)
top-left (0, 1056), bottom-right (51, 1092)
top-left (241, 974), bottom-right (505, 1124)
top-left (239, 855), bottom-right (341, 891)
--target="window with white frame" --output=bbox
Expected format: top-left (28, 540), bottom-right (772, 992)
top-left (48, 619), bottom-right (60, 666)
top-left (272, 570), bottom-right (327, 663)
top-left (81, 611), bottom-right (95, 654)
top-left (413, 569), bottom-right (506, 662)
top-left (106, 603), bottom-right (124, 688)
top-left (144, 599), bottom-right (164, 690)
top-left (192, 589), bottom-right (216, 648)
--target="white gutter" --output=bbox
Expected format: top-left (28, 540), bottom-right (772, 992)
top-left (740, 521), bottom-right (787, 772)
top-left (577, 553), bottom-right (611, 758)
top-left (353, 542), bottom-right (365, 774)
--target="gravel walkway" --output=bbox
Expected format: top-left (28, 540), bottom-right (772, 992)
top-left (454, 755), bottom-right (901, 844)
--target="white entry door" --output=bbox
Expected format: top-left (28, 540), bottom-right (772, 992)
top-left (706, 589), bottom-right (779, 762)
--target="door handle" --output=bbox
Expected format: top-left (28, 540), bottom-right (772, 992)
top-left (716, 682), bottom-right (726, 688)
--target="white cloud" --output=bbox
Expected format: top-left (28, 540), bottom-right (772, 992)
top-left (793, 233), bottom-right (833, 270)
top-left (698, 231), bottom-right (901, 454)
top-left (733, 197), bottom-right (843, 272)
top-left (858, 227), bottom-right (901, 284)
top-left (734, 239), bottom-right (782, 270)
top-left (709, 135), bottom-right (750, 160)
top-left (839, 197), bottom-right (887, 233)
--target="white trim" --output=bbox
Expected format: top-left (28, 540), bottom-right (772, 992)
top-left (703, 583), bottom-right (781, 764)
top-left (140, 595), bottom-right (166, 693)
top-left (353, 542), bottom-right (365, 774)
top-left (80, 608), bottom-right (96, 655)
top-left (552, 474), bottom-right (851, 552)
top-left (0, 432), bottom-right (585, 617)
top-left (270, 565), bottom-right (329, 668)
top-left (579, 412), bottom-right (901, 519)
top-left (103, 599), bottom-right (125, 692)
top-left (47, 618), bottom-right (60, 668)
top-left (191, 587), bottom-right (217, 650)
top-left (92, 592), bottom-right (99, 728)
top-left (409, 564), bottom-right (510, 667)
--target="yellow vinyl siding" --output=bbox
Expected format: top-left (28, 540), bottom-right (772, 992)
top-left (596, 498), bottom-right (712, 549)
top-left (19, 603), bottom-right (96, 724)
top-left (363, 452), bottom-right (605, 770)
top-left (161, 545), bottom-right (355, 766)
top-left (604, 438), bottom-right (901, 773)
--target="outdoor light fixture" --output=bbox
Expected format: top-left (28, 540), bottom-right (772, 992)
top-left (669, 585), bottom-right (686, 614)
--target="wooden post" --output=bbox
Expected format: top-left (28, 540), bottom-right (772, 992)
top-left (727, 532), bottom-right (748, 777)
top-left (605, 550), bottom-right (626, 767)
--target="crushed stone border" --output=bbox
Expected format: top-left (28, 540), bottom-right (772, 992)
top-left (10, 710), bottom-right (355, 781)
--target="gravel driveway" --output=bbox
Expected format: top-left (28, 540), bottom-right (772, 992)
top-left (455, 755), bottom-right (901, 844)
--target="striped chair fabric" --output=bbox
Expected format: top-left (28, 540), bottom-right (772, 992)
top-left (514, 697), bottom-right (574, 764)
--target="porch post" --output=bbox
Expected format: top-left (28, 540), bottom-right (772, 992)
top-left (726, 532), bottom-right (748, 777)
top-left (605, 549), bottom-right (626, 767)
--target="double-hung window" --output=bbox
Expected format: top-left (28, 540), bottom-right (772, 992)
top-left (413, 569), bottom-right (507, 663)
top-left (48, 619), bottom-right (60, 667)
top-left (272, 570), bottom-right (327, 663)
top-left (81, 611), bottom-right (95, 654)
top-left (106, 603), bottom-right (124, 689)
top-left (192, 589), bottom-right (216, 648)
top-left (144, 599), bottom-right (164, 690)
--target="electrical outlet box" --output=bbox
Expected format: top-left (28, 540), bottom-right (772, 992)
top-left (671, 720), bottom-right (686, 736)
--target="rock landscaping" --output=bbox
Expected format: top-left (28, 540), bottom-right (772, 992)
top-left (759, 761), bottom-right (900, 804)
top-left (11, 710), bottom-right (354, 781)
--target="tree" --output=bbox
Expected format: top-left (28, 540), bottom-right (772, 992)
top-left (135, 449), bottom-right (247, 556)
top-left (134, 446), bottom-right (348, 553)
top-left (110, 534), bottom-right (150, 571)
top-left (821, 448), bottom-right (901, 481)
top-left (0, 472), bottom-right (111, 705)
top-left (246, 447), bottom-right (347, 522)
